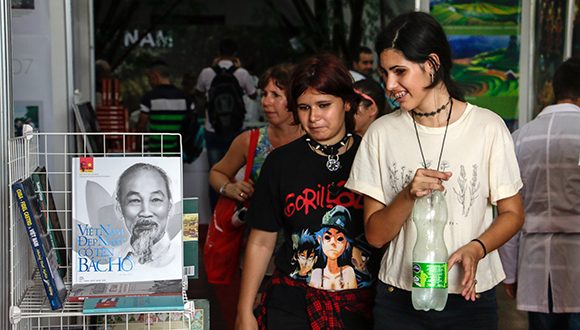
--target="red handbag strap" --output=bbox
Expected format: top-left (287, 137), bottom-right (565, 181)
top-left (244, 128), bottom-right (260, 181)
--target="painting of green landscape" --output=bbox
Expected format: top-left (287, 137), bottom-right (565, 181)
top-left (449, 35), bottom-right (519, 123)
top-left (430, 0), bottom-right (520, 27)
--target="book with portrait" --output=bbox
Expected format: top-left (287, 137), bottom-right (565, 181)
top-left (71, 156), bottom-right (183, 289)
top-left (12, 177), bottom-right (67, 310)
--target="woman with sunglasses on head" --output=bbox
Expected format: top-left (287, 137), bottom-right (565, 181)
top-left (353, 78), bottom-right (390, 136)
top-left (346, 12), bottom-right (524, 330)
top-left (236, 54), bottom-right (378, 330)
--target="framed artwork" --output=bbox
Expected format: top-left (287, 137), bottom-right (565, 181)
top-left (430, 0), bottom-right (522, 130)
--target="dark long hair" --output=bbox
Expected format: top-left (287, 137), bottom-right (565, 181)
top-left (288, 53), bottom-right (360, 132)
top-left (375, 11), bottom-right (464, 101)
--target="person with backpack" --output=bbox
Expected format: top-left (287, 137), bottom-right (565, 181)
top-left (195, 38), bottom-right (257, 209)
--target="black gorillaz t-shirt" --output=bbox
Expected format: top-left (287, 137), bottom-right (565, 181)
top-left (247, 135), bottom-right (377, 291)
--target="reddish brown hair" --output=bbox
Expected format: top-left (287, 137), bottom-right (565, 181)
top-left (288, 53), bottom-right (360, 132)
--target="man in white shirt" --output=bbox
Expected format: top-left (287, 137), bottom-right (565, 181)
top-left (349, 46), bottom-right (374, 82)
top-left (195, 39), bottom-right (257, 208)
top-left (500, 57), bottom-right (580, 330)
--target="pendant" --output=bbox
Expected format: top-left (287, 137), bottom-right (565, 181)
top-left (326, 155), bottom-right (340, 171)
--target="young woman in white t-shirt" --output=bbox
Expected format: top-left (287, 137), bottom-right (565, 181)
top-left (346, 12), bottom-right (525, 330)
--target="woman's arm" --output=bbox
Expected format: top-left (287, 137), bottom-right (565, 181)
top-left (236, 229), bottom-right (277, 330)
top-left (364, 168), bottom-right (452, 248)
top-left (448, 192), bottom-right (524, 300)
top-left (209, 131), bottom-right (255, 202)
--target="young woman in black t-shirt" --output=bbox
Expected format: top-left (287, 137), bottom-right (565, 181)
top-left (236, 54), bottom-right (377, 330)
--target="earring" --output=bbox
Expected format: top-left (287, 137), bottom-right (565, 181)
top-left (430, 72), bottom-right (434, 84)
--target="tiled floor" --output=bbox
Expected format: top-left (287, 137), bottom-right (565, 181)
top-left (190, 225), bottom-right (530, 330)
top-left (497, 283), bottom-right (528, 330)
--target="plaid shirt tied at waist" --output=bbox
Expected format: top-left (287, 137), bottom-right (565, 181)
top-left (256, 272), bottom-right (373, 330)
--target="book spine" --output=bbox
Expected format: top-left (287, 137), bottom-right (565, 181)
top-left (69, 291), bottom-right (181, 303)
top-left (83, 296), bottom-right (185, 314)
top-left (30, 173), bottom-right (66, 276)
top-left (12, 182), bottom-right (63, 310)
top-left (183, 198), bottom-right (199, 279)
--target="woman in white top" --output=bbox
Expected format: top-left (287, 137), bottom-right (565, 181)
top-left (345, 12), bottom-right (525, 330)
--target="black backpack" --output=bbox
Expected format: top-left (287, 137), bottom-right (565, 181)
top-left (208, 65), bottom-right (246, 136)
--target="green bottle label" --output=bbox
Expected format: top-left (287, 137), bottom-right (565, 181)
top-left (412, 262), bottom-right (448, 289)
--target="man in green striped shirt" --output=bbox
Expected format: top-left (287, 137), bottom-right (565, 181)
top-left (138, 60), bottom-right (194, 154)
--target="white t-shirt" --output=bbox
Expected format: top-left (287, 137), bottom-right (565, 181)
top-left (349, 70), bottom-right (366, 82)
top-left (345, 103), bottom-right (522, 293)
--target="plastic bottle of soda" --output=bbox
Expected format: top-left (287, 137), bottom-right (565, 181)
top-left (411, 190), bottom-right (448, 311)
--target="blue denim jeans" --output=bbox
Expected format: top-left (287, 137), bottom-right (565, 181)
top-left (374, 281), bottom-right (498, 330)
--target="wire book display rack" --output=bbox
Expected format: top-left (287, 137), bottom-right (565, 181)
top-left (8, 131), bottom-right (195, 329)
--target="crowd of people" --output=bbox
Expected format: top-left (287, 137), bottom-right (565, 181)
top-left (124, 10), bottom-right (579, 330)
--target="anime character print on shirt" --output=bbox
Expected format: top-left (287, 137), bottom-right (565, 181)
top-left (288, 205), bottom-right (371, 291)
top-left (283, 181), bottom-right (376, 290)
top-left (351, 235), bottom-right (373, 288)
top-left (288, 206), bottom-right (376, 290)
top-left (289, 229), bottom-right (318, 281)
top-left (250, 134), bottom-right (376, 290)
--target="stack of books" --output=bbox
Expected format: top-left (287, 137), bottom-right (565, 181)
top-left (12, 167), bottom-right (68, 310)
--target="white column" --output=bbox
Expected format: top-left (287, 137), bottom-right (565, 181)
top-left (0, 1), bottom-right (13, 329)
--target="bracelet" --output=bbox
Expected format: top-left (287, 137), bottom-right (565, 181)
top-left (219, 182), bottom-right (229, 195)
top-left (471, 238), bottom-right (487, 258)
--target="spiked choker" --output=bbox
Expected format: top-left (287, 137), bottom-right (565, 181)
top-left (306, 133), bottom-right (352, 172)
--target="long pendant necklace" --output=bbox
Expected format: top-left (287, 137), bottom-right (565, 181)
top-left (306, 133), bottom-right (352, 172)
top-left (412, 99), bottom-right (453, 170)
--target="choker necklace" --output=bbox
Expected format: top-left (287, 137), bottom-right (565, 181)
top-left (410, 96), bottom-right (452, 117)
top-left (306, 133), bottom-right (352, 172)
top-left (412, 98), bottom-right (453, 171)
